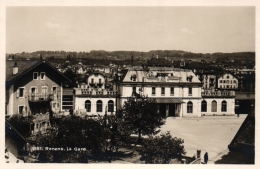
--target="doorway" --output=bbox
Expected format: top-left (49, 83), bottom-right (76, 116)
top-left (169, 104), bottom-right (176, 116)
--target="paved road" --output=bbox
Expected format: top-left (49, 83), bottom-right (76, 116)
top-left (160, 115), bottom-right (247, 164)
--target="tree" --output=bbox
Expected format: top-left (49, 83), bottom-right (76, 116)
top-left (36, 116), bottom-right (106, 162)
top-left (116, 96), bottom-right (165, 139)
top-left (139, 131), bottom-right (186, 164)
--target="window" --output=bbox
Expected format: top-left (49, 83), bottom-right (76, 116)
top-left (187, 101), bottom-right (193, 113)
top-left (211, 100), bottom-right (217, 112)
top-left (18, 105), bottom-right (24, 114)
top-left (132, 87), bottom-right (136, 93)
top-left (108, 100), bottom-right (114, 112)
top-left (131, 74), bottom-right (137, 81)
top-left (91, 78), bottom-right (94, 84)
top-left (233, 80), bottom-right (236, 83)
top-left (97, 100), bottom-right (103, 112)
top-left (223, 80), bottom-right (226, 83)
top-left (52, 103), bottom-right (56, 109)
top-left (170, 87), bottom-right (174, 95)
top-left (220, 80), bottom-right (222, 83)
top-left (33, 72), bottom-right (38, 80)
top-left (227, 76), bottom-right (229, 79)
top-left (221, 100), bottom-right (227, 112)
top-left (201, 100), bottom-right (207, 112)
top-left (152, 87), bottom-right (156, 95)
top-left (220, 85), bottom-right (222, 88)
top-left (85, 100), bottom-right (91, 112)
top-left (40, 72), bottom-right (45, 80)
top-left (18, 87), bottom-right (25, 97)
top-left (52, 86), bottom-right (57, 94)
top-left (161, 87), bottom-right (165, 95)
top-left (99, 79), bottom-right (101, 84)
top-left (41, 86), bottom-right (48, 94)
top-left (188, 87), bottom-right (192, 95)
top-left (227, 85), bottom-right (229, 89)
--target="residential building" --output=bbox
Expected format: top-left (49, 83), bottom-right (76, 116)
top-left (217, 73), bottom-right (239, 90)
top-left (5, 60), bottom-right (71, 117)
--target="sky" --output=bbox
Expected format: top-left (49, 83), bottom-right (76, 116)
top-left (6, 6), bottom-right (255, 54)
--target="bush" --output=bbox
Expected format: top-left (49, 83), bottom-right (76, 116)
top-left (139, 131), bottom-right (186, 164)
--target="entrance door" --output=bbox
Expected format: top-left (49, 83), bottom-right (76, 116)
top-left (159, 104), bottom-right (166, 117)
top-left (169, 104), bottom-right (175, 116)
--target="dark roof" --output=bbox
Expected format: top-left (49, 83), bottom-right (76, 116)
top-left (228, 107), bottom-right (255, 155)
top-left (6, 60), bottom-right (40, 81)
top-left (6, 60), bottom-right (71, 86)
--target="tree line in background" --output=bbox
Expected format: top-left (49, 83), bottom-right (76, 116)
top-left (6, 50), bottom-right (255, 63)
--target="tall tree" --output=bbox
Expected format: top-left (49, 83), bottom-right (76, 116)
top-left (116, 96), bottom-right (165, 139)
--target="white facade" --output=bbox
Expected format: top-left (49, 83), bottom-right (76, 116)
top-left (74, 97), bottom-right (116, 116)
top-left (72, 68), bottom-right (236, 118)
top-left (218, 73), bottom-right (239, 89)
top-left (200, 98), bottom-right (235, 116)
top-left (117, 68), bottom-right (235, 117)
top-left (87, 73), bottom-right (106, 89)
top-left (118, 68), bottom-right (203, 118)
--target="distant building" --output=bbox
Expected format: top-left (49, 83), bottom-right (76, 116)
top-left (217, 73), bottom-right (239, 90)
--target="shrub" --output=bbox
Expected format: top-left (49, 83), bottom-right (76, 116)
top-left (139, 131), bottom-right (186, 164)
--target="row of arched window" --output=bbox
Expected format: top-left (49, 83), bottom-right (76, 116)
top-left (85, 100), bottom-right (114, 112)
top-left (187, 100), bottom-right (227, 113)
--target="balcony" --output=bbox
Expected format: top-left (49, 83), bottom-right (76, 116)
top-left (201, 90), bottom-right (235, 97)
top-left (74, 88), bottom-right (118, 97)
top-left (145, 76), bottom-right (181, 82)
top-left (32, 113), bottom-right (49, 122)
top-left (28, 94), bottom-right (57, 102)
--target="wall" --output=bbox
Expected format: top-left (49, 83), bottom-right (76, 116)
top-left (11, 66), bottom-right (62, 115)
top-left (87, 74), bottom-right (105, 89)
top-left (218, 73), bottom-right (238, 89)
top-left (74, 97), bottom-right (116, 115)
top-left (121, 85), bottom-right (201, 98)
top-left (201, 98), bottom-right (235, 115)
top-left (182, 98), bottom-right (201, 117)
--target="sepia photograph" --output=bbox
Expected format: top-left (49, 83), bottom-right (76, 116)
top-left (3, 3), bottom-right (256, 165)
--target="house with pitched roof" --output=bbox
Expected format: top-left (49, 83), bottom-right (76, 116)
top-left (6, 60), bottom-right (71, 117)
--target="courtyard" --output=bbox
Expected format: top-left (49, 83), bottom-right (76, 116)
top-left (160, 114), bottom-right (248, 164)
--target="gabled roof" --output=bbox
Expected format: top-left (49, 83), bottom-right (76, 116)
top-left (121, 68), bottom-right (201, 83)
top-left (6, 60), bottom-right (71, 87)
top-left (218, 72), bottom-right (240, 80)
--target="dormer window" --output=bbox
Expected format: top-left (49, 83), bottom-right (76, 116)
top-left (131, 74), bottom-right (137, 81)
top-left (33, 72), bottom-right (38, 80)
top-left (186, 75), bottom-right (193, 82)
top-left (40, 72), bottom-right (45, 80)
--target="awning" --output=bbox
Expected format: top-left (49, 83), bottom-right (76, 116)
top-left (155, 98), bottom-right (184, 104)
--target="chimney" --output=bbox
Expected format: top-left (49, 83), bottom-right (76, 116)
top-left (13, 62), bottom-right (18, 75)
